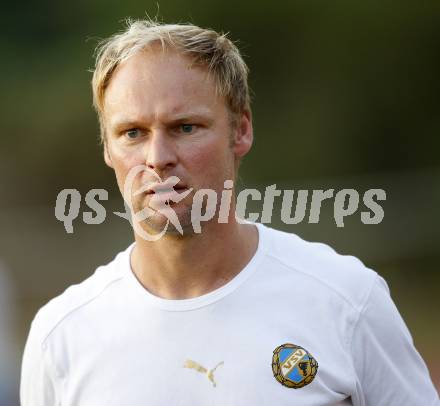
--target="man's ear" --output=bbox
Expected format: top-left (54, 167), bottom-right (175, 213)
top-left (104, 143), bottom-right (113, 168)
top-left (233, 110), bottom-right (253, 158)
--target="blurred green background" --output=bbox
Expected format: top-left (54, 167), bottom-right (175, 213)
top-left (1, 0), bottom-right (439, 401)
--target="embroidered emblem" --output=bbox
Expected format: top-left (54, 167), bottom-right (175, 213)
top-left (183, 359), bottom-right (224, 387)
top-left (272, 343), bottom-right (318, 389)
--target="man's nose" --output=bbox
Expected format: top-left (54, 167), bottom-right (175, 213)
top-left (144, 130), bottom-right (177, 172)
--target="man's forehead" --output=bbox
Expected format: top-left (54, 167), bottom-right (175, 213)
top-left (101, 47), bottom-right (230, 130)
top-left (104, 52), bottom-right (220, 104)
top-left (109, 47), bottom-right (210, 86)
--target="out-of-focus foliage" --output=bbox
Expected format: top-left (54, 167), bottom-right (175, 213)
top-left (1, 0), bottom-right (439, 203)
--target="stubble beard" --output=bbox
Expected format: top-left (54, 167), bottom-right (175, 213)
top-left (133, 195), bottom-right (195, 237)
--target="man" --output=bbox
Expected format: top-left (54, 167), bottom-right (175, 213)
top-left (21, 19), bottom-right (439, 405)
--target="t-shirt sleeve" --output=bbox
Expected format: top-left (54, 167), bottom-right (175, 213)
top-left (20, 316), bottom-right (60, 406)
top-left (350, 275), bottom-right (439, 405)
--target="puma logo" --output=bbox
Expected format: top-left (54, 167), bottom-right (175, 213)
top-left (183, 359), bottom-right (224, 387)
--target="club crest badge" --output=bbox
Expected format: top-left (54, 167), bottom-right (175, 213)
top-left (272, 343), bottom-right (318, 389)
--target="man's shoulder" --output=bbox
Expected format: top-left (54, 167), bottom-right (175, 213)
top-left (260, 224), bottom-right (378, 312)
top-left (29, 245), bottom-right (132, 346)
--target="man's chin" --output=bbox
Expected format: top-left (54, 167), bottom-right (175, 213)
top-left (134, 205), bottom-right (195, 237)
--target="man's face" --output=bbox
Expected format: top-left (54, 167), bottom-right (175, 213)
top-left (102, 47), bottom-right (253, 235)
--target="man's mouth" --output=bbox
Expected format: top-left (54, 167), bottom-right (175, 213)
top-left (150, 188), bottom-right (187, 204)
top-left (146, 185), bottom-right (188, 195)
top-left (143, 181), bottom-right (189, 207)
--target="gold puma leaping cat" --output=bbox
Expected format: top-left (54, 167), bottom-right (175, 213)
top-left (183, 359), bottom-right (224, 387)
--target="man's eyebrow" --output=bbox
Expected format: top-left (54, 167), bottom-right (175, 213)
top-left (110, 109), bottom-right (215, 130)
top-left (166, 112), bottom-right (214, 125)
top-left (168, 106), bottom-right (214, 118)
top-left (110, 119), bottom-right (141, 130)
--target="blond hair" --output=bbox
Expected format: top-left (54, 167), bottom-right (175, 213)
top-left (91, 19), bottom-right (251, 141)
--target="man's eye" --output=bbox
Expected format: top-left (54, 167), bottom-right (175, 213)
top-left (125, 129), bottom-right (141, 139)
top-left (180, 124), bottom-right (195, 134)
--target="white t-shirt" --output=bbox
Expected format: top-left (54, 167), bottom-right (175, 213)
top-left (21, 223), bottom-right (439, 405)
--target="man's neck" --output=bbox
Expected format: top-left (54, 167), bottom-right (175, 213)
top-left (130, 220), bottom-right (258, 300)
